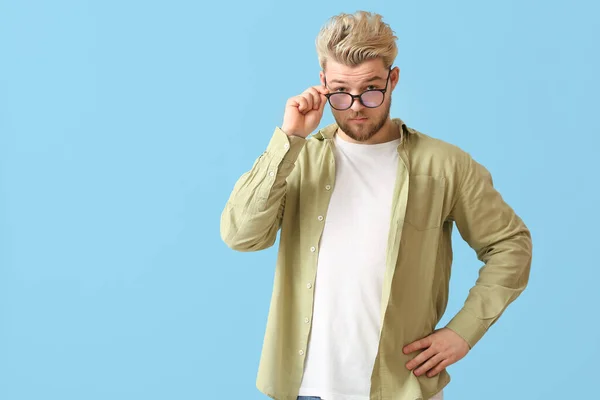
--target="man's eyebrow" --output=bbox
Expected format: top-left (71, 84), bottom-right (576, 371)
top-left (329, 75), bottom-right (386, 85)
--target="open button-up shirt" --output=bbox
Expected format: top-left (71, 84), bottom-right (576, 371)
top-left (220, 119), bottom-right (533, 400)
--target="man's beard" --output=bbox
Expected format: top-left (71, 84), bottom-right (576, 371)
top-left (334, 99), bottom-right (391, 143)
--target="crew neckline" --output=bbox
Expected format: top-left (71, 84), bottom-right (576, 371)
top-left (334, 131), bottom-right (401, 151)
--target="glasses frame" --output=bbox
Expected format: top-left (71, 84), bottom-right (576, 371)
top-left (323, 68), bottom-right (392, 111)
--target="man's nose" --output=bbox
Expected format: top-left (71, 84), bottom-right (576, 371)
top-left (350, 95), bottom-right (365, 112)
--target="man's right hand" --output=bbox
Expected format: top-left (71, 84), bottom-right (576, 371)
top-left (281, 85), bottom-right (329, 139)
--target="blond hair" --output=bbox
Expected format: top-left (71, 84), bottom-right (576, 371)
top-left (316, 11), bottom-right (398, 69)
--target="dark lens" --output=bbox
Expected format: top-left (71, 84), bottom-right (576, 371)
top-left (361, 91), bottom-right (384, 107)
top-left (328, 93), bottom-right (353, 110)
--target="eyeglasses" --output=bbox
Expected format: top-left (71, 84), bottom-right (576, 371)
top-left (323, 69), bottom-right (392, 111)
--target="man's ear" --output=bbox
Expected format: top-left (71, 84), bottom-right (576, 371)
top-left (319, 70), bottom-right (326, 87)
top-left (391, 66), bottom-right (400, 91)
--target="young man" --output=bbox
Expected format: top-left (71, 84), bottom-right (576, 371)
top-left (220, 11), bottom-right (532, 400)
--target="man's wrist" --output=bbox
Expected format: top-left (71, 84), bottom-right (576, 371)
top-left (280, 126), bottom-right (307, 139)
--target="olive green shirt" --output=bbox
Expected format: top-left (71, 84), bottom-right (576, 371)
top-left (220, 119), bottom-right (532, 400)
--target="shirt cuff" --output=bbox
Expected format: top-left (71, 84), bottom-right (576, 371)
top-left (265, 127), bottom-right (306, 165)
top-left (444, 308), bottom-right (489, 349)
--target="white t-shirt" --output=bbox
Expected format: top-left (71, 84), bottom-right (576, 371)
top-left (299, 132), bottom-right (408, 400)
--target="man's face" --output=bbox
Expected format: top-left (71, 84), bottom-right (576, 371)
top-left (321, 58), bottom-right (399, 142)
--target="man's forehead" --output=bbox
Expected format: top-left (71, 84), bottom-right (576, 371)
top-left (327, 73), bottom-right (387, 84)
top-left (324, 60), bottom-right (389, 84)
top-left (325, 68), bottom-right (388, 84)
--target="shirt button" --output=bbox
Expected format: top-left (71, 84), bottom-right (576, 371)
top-left (304, 317), bottom-right (310, 323)
top-left (284, 143), bottom-right (290, 150)
top-left (325, 185), bottom-right (331, 190)
top-left (307, 283), bottom-right (312, 289)
top-left (269, 171), bottom-right (275, 177)
top-left (299, 349), bottom-right (305, 356)
top-left (317, 215), bottom-right (324, 221)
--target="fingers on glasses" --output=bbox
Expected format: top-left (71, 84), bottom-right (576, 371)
top-left (302, 88), bottom-right (320, 110)
top-left (313, 85), bottom-right (329, 96)
top-left (292, 86), bottom-right (330, 114)
top-left (294, 95), bottom-right (311, 113)
top-left (303, 86), bottom-right (329, 111)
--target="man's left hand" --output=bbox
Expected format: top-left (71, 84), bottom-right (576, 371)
top-left (403, 328), bottom-right (470, 377)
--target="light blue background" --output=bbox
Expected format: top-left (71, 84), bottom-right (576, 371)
top-left (1, 0), bottom-right (598, 399)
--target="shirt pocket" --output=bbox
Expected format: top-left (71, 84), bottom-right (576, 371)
top-left (404, 175), bottom-right (445, 231)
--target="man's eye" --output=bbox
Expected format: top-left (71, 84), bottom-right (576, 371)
top-left (367, 85), bottom-right (377, 90)
top-left (335, 88), bottom-right (346, 92)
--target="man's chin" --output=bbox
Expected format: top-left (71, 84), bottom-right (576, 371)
top-left (343, 124), bottom-right (376, 142)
